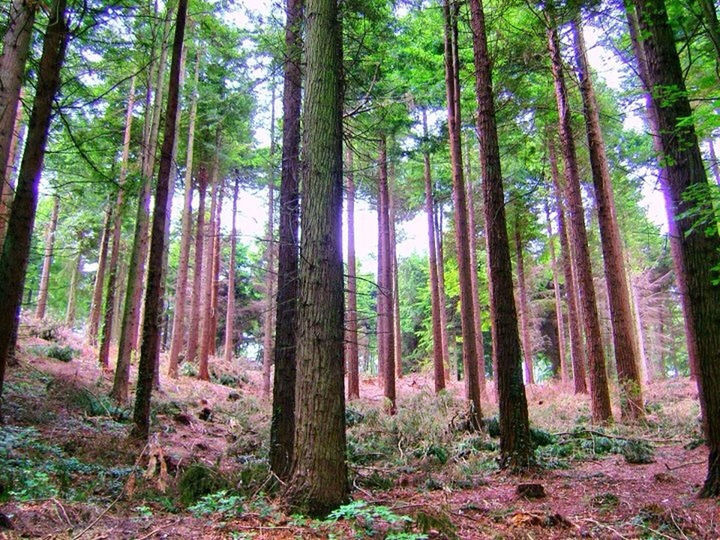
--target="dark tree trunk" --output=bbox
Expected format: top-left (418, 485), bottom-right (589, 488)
top-left (131, 0), bottom-right (187, 439)
top-left (548, 138), bottom-right (587, 392)
top-left (35, 195), bottom-right (59, 320)
top-left (444, 0), bottom-right (483, 428)
top-left (572, 18), bottom-right (644, 420)
top-left (0, 0), bottom-right (68, 409)
top-left (513, 216), bottom-right (535, 384)
top-left (284, 0), bottom-right (348, 513)
top-left (469, 0), bottom-right (532, 468)
top-left (423, 110), bottom-right (446, 393)
top-left (345, 145), bottom-right (360, 399)
top-left (631, 0), bottom-right (720, 497)
top-left (270, 0), bottom-right (302, 481)
top-left (547, 6), bottom-right (612, 422)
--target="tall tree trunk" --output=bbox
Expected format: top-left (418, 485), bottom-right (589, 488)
top-left (0, 96), bottom-right (24, 247)
top-left (185, 167), bottom-right (207, 364)
top-left (423, 111), bottom-right (446, 393)
top-left (630, 0), bottom-right (720, 496)
top-left (513, 216), bottom-right (535, 384)
top-left (697, 0), bottom-right (720, 61)
top-left (198, 147), bottom-right (220, 381)
top-left (444, 0), bottom-right (482, 428)
top-left (389, 166), bottom-right (402, 381)
top-left (0, 0), bottom-right (68, 410)
top-left (545, 202), bottom-right (568, 384)
top-left (131, 0), bottom-right (187, 439)
top-left (627, 7), bottom-right (700, 381)
top-left (99, 76), bottom-right (136, 369)
top-left (548, 137), bottom-right (587, 392)
top-left (262, 89), bottom-right (277, 398)
top-left (207, 189), bottom-right (223, 358)
top-left (88, 205), bottom-right (112, 345)
top-left (434, 203), bottom-right (452, 379)
top-left (469, 0), bottom-right (532, 468)
top-left (65, 248), bottom-right (81, 326)
top-left (223, 176), bottom-right (240, 364)
top-left (377, 134), bottom-right (396, 411)
top-left (546, 6), bottom-right (612, 422)
top-left (0, 0), bottom-right (36, 222)
top-left (270, 0), bottom-right (303, 481)
top-left (284, 0), bottom-right (348, 513)
top-left (572, 18), bottom-right (644, 420)
top-left (35, 195), bottom-right (59, 320)
top-left (345, 145), bottom-right (360, 399)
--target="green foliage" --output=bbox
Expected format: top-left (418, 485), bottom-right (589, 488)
top-left (326, 500), bottom-right (415, 538)
top-left (188, 489), bottom-right (244, 517)
top-left (178, 464), bottom-right (227, 506)
top-left (29, 344), bottom-right (78, 362)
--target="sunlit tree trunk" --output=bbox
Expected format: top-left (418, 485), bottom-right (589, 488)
top-left (0, 96), bottom-right (24, 247)
top-left (389, 165), bottom-right (402, 381)
top-left (185, 167), bottom-right (207, 365)
top-left (262, 88), bottom-right (277, 398)
top-left (35, 195), bottom-right (59, 320)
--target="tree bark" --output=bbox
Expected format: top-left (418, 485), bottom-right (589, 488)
top-left (185, 167), bottom-right (207, 365)
top-left (65, 248), bottom-right (81, 326)
top-left (389, 164), bottom-right (402, 381)
top-left (88, 205), bottom-right (112, 345)
top-left (469, 0), bottom-right (532, 468)
top-left (262, 89), bottom-right (277, 398)
top-left (0, 0), bottom-right (68, 409)
top-left (0, 96), bottom-right (24, 247)
top-left (422, 110), bottom-right (446, 393)
top-left (35, 194), bottom-right (59, 320)
top-left (207, 188), bottom-right (223, 358)
top-left (545, 202), bottom-right (568, 384)
top-left (345, 145), bottom-right (360, 399)
top-left (630, 0), bottom-right (720, 496)
top-left (444, 0), bottom-right (482, 428)
top-left (434, 202), bottom-right (452, 379)
top-left (572, 18), bottom-right (644, 420)
top-left (131, 0), bottom-right (187, 439)
top-left (223, 175), bottom-right (240, 364)
top-left (513, 215), bottom-right (535, 384)
top-left (546, 6), bottom-right (612, 423)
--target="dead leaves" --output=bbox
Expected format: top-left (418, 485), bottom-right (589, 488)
top-left (143, 444), bottom-right (169, 493)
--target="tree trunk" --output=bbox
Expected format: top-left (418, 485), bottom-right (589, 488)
top-left (469, 0), bottom-right (532, 468)
top-left (185, 167), bottom-right (207, 365)
top-left (546, 6), bottom-right (612, 423)
top-left (65, 248), bottom-right (81, 326)
top-left (99, 75), bottom-right (136, 369)
top-left (223, 175), bottom-right (240, 364)
top-left (284, 0), bottom-right (348, 514)
top-left (131, 0), bottom-right (187, 439)
top-left (0, 96), bottom-right (24, 247)
top-left (345, 145), bottom-right (360, 399)
top-left (513, 216), bottom-right (535, 384)
top-left (708, 139), bottom-right (720, 186)
top-left (697, 0), bottom-right (720, 61)
top-left (630, 0), bottom-right (720, 496)
top-left (389, 165), bottom-right (402, 381)
top-left (262, 90), bottom-right (277, 398)
top-left (444, 0), bottom-right (482, 428)
top-left (0, 0), bottom-right (68, 409)
top-left (207, 189), bottom-right (223, 358)
top-left (270, 0), bottom-right (302, 482)
top-left (572, 18), bottom-right (644, 420)
top-left (545, 202), bottom-right (568, 384)
top-left (88, 205), bottom-right (112, 345)
top-left (422, 110), bottom-right (446, 393)
top-left (435, 202), bottom-right (452, 379)
top-left (35, 195), bottom-right (59, 320)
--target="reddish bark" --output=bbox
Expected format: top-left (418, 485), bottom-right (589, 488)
top-left (88, 205), bottom-right (112, 346)
top-left (513, 217), bottom-right (535, 384)
top-left (545, 201), bottom-right (568, 384)
top-left (35, 195), bottom-right (59, 320)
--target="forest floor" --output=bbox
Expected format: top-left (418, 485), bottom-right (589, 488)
top-left (0, 321), bottom-right (718, 539)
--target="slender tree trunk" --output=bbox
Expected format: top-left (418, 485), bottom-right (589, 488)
top-left (423, 111), bottom-right (446, 393)
top-left (270, 0), bottom-right (303, 482)
top-left (469, 0), bottom-right (531, 468)
top-left (131, 0), bottom-right (187, 439)
top-left (545, 202), bottom-right (568, 384)
top-left (185, 167), bottom-right (207, 365)
top-left (88, 205), bottom-right (112, 345)
top-left (262, 89), bottom-right (277, 398)
top-left (35, 195), bottom-right (59, 320)
top-left (572, 18), bottom-right (644, 420)
top-left (513, 216), bottom-right (535, 384)
top-left (345, 145), bottom-right (360, 398)
top-left (0, 96), bottom-right (24, 247)
top-left (708, 139), bottom-right (720, 186)
top-left (0, 0), bottom-right (68, 409)
top-left (223, 176), bottom-right (240, 364)
top-left (548, 138), bottom-right (587, 392)
top-left (697, 0), bottom-right (720, 61)
top-left (547, 6), bottom-right (612, 422)
top-left (207, 189), bottom-right (223, 358)
top-left (389, 166), bottom-right (402, 381)
top-left (65, 249), bottom-right (81, 326)
top-left (435, 203), bottom-right (452, 379)
top-left (284, 0), bottom-right (348, 513)
top-left (631, 0), bottom-right (720, 496)
top-left (444, 0), bottom-right (482, 428)
top-left (99, 76), bottom-right (136, 369)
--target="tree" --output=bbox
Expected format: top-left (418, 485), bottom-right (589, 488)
top-left (345, 146), bottom-right (360, 399)
top-left (283, 0), bottom-right (348, 514)
top-left (513, 212), bottom-right (535, 385)
top-left (35, 195), bottom-right (60, 320)
top-left (223, 174), bottom-right (240, 363)
top-left (131, 0), bottom-right (187, 439)
top-left (468, 0), bottom-right (532, 469)
top-left (262, 91), bottom-right (277, 398)
top-left (630, 0), bottom-right (720, 497)
top-left (184, 166), bottom-right (208, 365)
top-left (0, 0), bottom-right (70, 412)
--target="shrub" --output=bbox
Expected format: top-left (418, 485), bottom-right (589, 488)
top-left (178, 464), bottom-right (226, 506)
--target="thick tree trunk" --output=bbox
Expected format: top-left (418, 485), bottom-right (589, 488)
top-left (0, 96), bottom-right (24, 247)
top-left (35, 195), bottom-right (59, 320)
top-left (99, 76), bottom-right (136, 369)
top-left (270, 0), bottom-right (302, 481)
top-left (131, 0), bottom-right (187, 439)
top-left (223, 176), bottom-right (240, 364)
top-left (184, 167), bottom-right (207, 365)
top-left (423, 111), bottom-right (446, 393)
top-left (513, 217), bottom-right (535, 384)
top-left (345, 145), bottom-right (360, 399)
top-left (0, 0), bottom-right (68, 409)
top-left (545, 202), bottom-right (568, 384)
top-left (284, 0), bottom-right (348, 514)
top-left (88, 205), bottom-right (112, 345)
top-left (65, 249), bottom-right (81, 326)
top-left (572, 18), bottom-right (644, 420)
top-left (546, 8), bottom-right (612, 422)
top-left (631, 0), bottom-right (720, 496)
top-left (444, 0), bottom-right (483, 428)
top-left (469, 0), bottom-right (531, 468)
